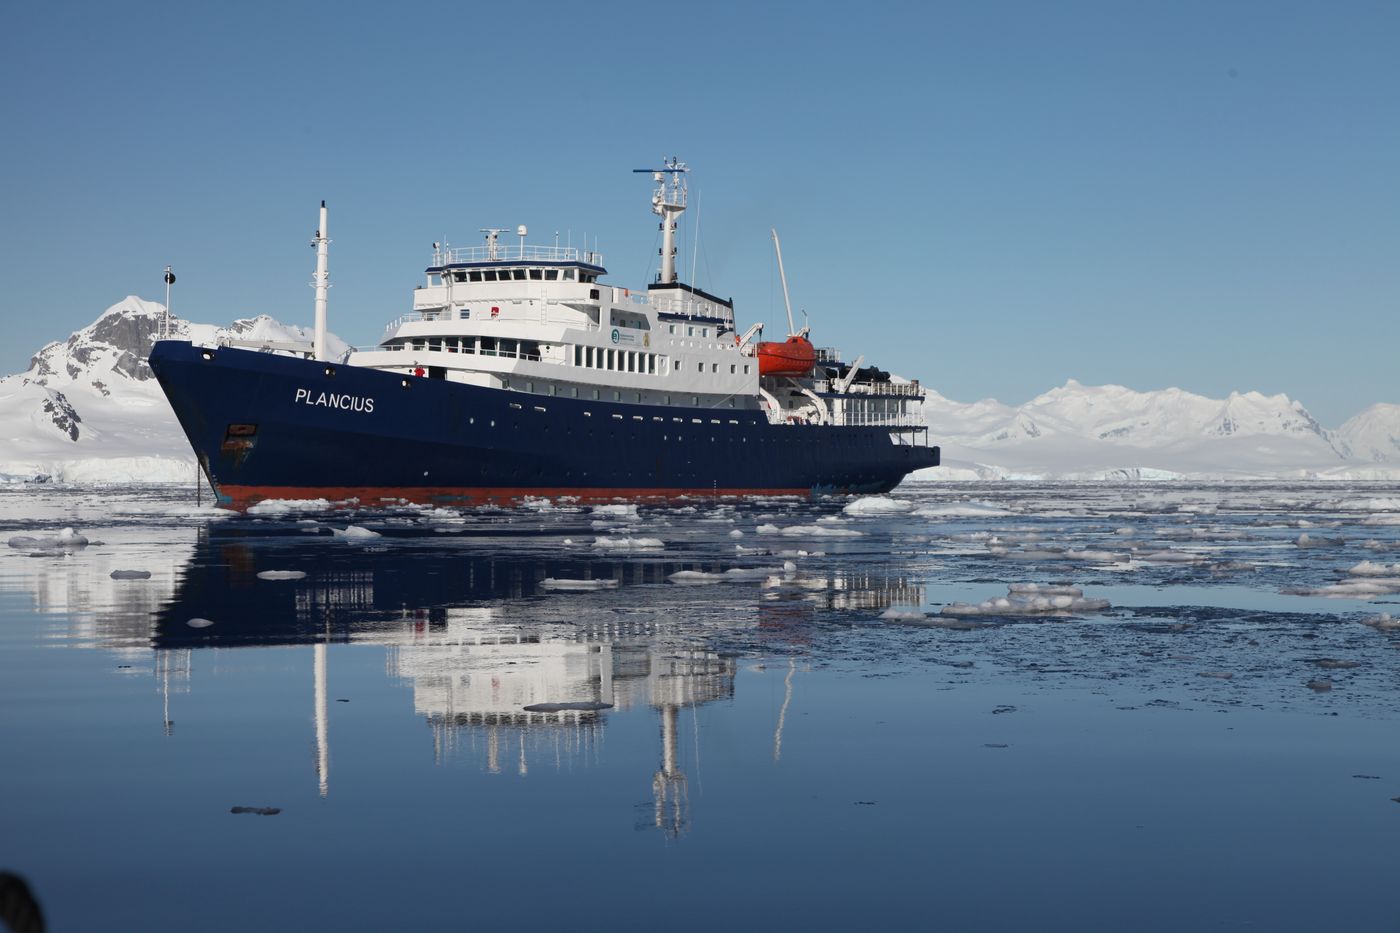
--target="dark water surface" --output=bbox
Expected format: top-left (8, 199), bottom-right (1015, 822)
top-left (2, 482), bottom-right (1399, 931)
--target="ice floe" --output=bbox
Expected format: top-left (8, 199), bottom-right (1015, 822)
top-left (914, 501), bottom-right (1013, 519)
top-left (1359, 613), bottom-right (1400, 631)
top-left (843, 496), bottom-right (914, 516)
top-left (941, 583), bottom-right (1111, 616)
top-left (109, 569), bottom-right (151, 580)
top-left (333, 525), bottom-right (382, 540)
top-left (755, 523), bottom-right (861, 538)
top-left (256, 570), bottom-right (307, 581)
top-left (247, 498), bottom-right (332, 516)
top-left (6, 527), bottom-right (90, 550)
top-left (592, 536), bottom-right (664, 550)
top-left (1348, 561), bottom-right (1400, 577)
top-left (538, 578), bottom-right (619, 591)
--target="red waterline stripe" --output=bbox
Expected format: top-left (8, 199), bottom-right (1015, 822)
top-left (216, 485), bottom-right (813, 511)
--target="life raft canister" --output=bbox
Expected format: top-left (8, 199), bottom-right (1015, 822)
top-left (756, 335), bottom-right (816, 377)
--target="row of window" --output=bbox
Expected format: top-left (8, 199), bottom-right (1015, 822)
top-left (397, 337), bottom-right (543, 360)
top-left (446, 268), bottom-right (600, 284)
top-left (573, 345), bottom-right (661, 375)
top-left (501, 377), bottom-right (741, 409)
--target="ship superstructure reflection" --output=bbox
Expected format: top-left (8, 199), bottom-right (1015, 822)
top-left (23, 520), bottom-right (921, 837)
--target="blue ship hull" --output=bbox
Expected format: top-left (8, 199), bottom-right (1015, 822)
top-left (149, 340), bottom-right (938, 509)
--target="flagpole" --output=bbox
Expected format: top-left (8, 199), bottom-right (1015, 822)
top-left (163, 266), bottom-right (176, 339)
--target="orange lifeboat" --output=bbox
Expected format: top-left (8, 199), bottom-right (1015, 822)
top-left (756, 335), bottom-right (816, 377)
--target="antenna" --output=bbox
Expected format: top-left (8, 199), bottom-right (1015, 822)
top-left (480, 227), bottom-right (507, 260)
top-left (517, 224), bottom-right (528, 259)
top-left (633, 156), bottom-right (688, 284)
top-left (771, 229), bottom-right (797, 336)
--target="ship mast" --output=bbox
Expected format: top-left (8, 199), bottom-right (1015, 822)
top-left (633, 157), bottom-right (688, 284)
top-left (311, 201), bottom-right (330, 362)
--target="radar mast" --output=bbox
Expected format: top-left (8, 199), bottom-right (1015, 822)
top-left (633, 157), bottom-right (688, 284)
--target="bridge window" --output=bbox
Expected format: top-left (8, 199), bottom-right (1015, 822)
top-left (529, 269), bottom-right (543, 280)
top-left (512, 269), bottom-right (527, 280)
top-left (452, 271), bottom-right (467, 283)
top-left (545, 270), bottom-right (559, 281)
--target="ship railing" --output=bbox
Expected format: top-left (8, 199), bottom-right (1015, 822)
top-left (432, 244), bottom-right (604, 266)
top-left (628, 291), bottom-right (735, 324)
top-left (815, 346), bottom-right (843, 364)
top-left (811, 378), bottom-right (924, 398)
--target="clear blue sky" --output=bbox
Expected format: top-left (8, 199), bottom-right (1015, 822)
top-left (2, 0), bottom-right (1395, 426)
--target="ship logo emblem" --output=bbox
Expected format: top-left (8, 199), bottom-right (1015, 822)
top-left (643, 333), bottom-right (650, 347)
top-left (611, 328), bottom-right (620, 344)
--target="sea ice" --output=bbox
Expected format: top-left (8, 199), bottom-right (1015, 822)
top-left (591, 504), bottom-right (639, 519)
top-left (522, 701), bottom-right (613, 712)
top-left (941, 583), bottom-right (1111, 617)
top-left (1359, 613), bottom-right (1400, 631)
top-left (1348, 561), bottom-right (1400, 577)
top-left (879, 608), bottom-right (981, 630)
top-left (593, 536), bottom-right (664, 550)
top-left (843, 496), bottom-right (914, 516)
top-left (1296, 533), bottom-right (1345, 548)
top-left (334, 525), bottom-right (382, 539)
top-left (6, 527), bottom-right (89, 550)
top-left (914, 501), bottom-right (1013, 518)
top-left (755, 524), bottom-right (861, 538)
top-left (186, 618), bottom-right (214, 628)
top-left (538, 578), bottom-right (619, 591)
top-left (246, 498), bottom-right (333, 515)
top-left (109, 569), bottom-right (151, 580)
top-left (257, 570), bottom-right (307, 581)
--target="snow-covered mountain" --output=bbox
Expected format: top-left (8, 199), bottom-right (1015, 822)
top-left (0, 296), bottom-right (346, 483)
top-left (920, 380), bottom-right (1400, 481)
top-left (1336, 404), bottom-right (1400, 463)
top-left (2, 296), bottom-right (1396, 484)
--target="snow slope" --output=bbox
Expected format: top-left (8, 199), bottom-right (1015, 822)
top-left (918, 380), bottom-right (1400, 481)
top-left (0, 296), bottom-right (345, 483)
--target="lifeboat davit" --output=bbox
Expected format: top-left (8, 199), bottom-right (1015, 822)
top-left (756, 335), bottom-right (816, 377)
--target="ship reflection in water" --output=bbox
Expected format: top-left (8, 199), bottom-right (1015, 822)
top-left (145, 524), bottom-right (921, 837)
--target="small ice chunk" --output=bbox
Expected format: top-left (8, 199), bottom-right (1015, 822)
top-left (539, 578), bottom-right (619, 590)
top-left (593, 536), bottom-right (664, 550)
top-left (186, 618), bottom-right (215, 629)
top-left (1349, 561), bottom-right (1399, 577)
top-left (729, 529), bottom-right (745, 538)
top-left (109, 570), bottom-right (152, 580)
top-left (247, 498), bottom-right (332, 516)
top-left (257, 570), bottom-right (307, 581)
top-left (942, 583), bottom-right (1110, 617)
top-left (333, 525), bottom-right (382, 539)
top-left (57, 527), bottom-right (88, 547)
top-left (668, 570), bottom-right (724, 584)
top-left (756, 524), bottom-right (781, 535)
top-left (1360, 613), bottom-right (1400, 631)
top-left (1295, 533), bottom-right (1344, 548)
top-left (844, 496), bottom-right (914, 516)
top-left (591, 504), bottom-right (639, 518)
top-left (880, 608), bottom-right (981, 630)
top-left (522, 701), bottom-right (613, 712)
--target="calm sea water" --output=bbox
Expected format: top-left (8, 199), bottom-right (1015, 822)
top-left (2, 482), bottom-right (1399, 932)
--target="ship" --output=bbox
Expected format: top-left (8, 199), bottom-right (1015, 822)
top-left (149, 159), bottom-right (938, 509)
